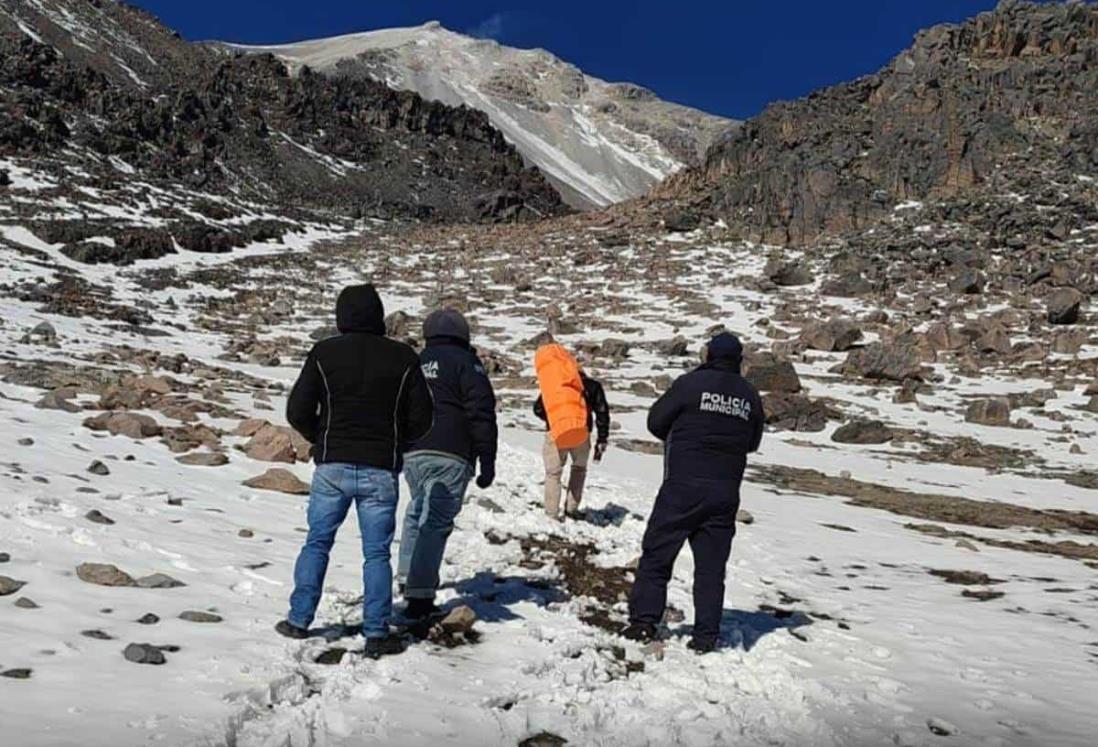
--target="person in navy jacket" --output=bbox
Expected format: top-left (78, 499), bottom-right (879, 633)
top-left (397, 308), bottom-right (498, 619)
top-left (623, 332), bottom-right (764, 653)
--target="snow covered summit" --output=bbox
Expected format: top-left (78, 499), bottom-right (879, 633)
top-left (225, 21), bottom-right (736, 208)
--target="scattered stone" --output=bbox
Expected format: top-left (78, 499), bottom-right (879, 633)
top-left (0, 575), bottom-right (27, 596)
top-left (831, 420), bottom-right (894, 445)
top-left (241, 422), bottom-right (311, 464)
top-left (83, 412), bottom-right (162, 439)
top-left (927, 718), bottom-right (957, 737)
top-left (519, 732), bottom-right (568, 747)
top-left (961, 589), bottom-right (1005, 602)
top-left (17, 438), bottom-right (33, 446)
top-left (1047, 288), bottom-right (1084, 325)
top-left (81, 629), bottom-right (115, 640)
top-left (743, 353), bottom-right (801, 393)
top-left (929, 570), bottom-right (1002, 586)
top-left (243, 468), bottom-right (310, 495)
top-left (14, 597), bottom-right (38, 609)
top-left (1084, 396), bottom-right (1098, 414)
top-left (736, 508), bottom-right (755, 525)
top-left (476, 497), bottom-right (505, 514)
top-left (136, 613), bottom-right (160, 625)
top-left (238, 529), bottom-right (255, 538)
top-left (801, 319), bottom-right (863, 352)
top-left (76, 563), bottom-right (136, 587)
top-left (663, 208), bottom-right (701, 232)
top-left (964, 399), bottom-right (1011, 427)
top-left (315, 647), bottom-right (347, 665)
top-left (1, 668), bottom-right (32, 679)
top-left (176, 452), bottom-right (229, 467)
top-left (25, 321), bottom-right (57, 344)
top-left (85, 509), bottom-right (115, 526)
top-left (123, 643), bottom-right (166, 665)
top-left (766, 261), bottom-right (813, 287)
top-left (35, 390), bottom-right (81, 413)
top-left (87, 460), bottom-right (110, 476)
top-left (179, 610), bottom-right (222, 623)
top-left (438, 605), bottom-right (477, 635)
top-left (0, 552), bottom-right (9, 563)
top-left (948, 268), bottom-right (984, 294)
top-left (166, 496), bottom-right (184, 507)
top-left (655, 336), bottom-right (689, 356)
top-left (955, 540), bottom-right (980, 552)
top-left (136, 573), bottom-right (185, 589)
top-left (840, 343), bottom-right (924, 382)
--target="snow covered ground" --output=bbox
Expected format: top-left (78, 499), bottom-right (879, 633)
top-left (2, 162), bottom-right (1098, 746)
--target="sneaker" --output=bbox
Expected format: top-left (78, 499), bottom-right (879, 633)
top-left (687, 637), bottom-right (717, 654)
top-left (621, 622), bottom-right (657, 642)
top-left (363, 635), bottom-right (405, 659)
top-left (274, 619), bottom-right (309, 640)
top-left (403, 597), bottom-right (439, 621)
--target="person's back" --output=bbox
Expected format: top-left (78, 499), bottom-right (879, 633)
top-left (279, 284), bottom-right (433, 659)
top-left (626, 332), bottom-right (765, 653)
top-left (647, 343), bottom-right (763, 485)
top-left (397, 309), bottom-right (498, 618)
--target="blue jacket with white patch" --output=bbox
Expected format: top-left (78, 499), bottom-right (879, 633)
top-left (647, 358), bottom-right (764, 483)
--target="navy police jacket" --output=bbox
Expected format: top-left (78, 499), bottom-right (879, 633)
top-left (647, 358), bottom-right (764, 483)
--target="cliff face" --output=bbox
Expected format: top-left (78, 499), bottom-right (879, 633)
top-left (658, 1), bottom-right (1098, 245)
top-left (0, 0), bottom-right (565, 222)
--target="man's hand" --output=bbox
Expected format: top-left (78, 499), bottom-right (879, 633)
top-left (476, 461), bottom-right (495, 489)
top-left (593, 441), bottom-right (607, 463)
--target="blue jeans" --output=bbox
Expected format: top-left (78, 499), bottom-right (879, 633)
top-left (288, 462), bottom-right (399, 639)
top-left (397, 453), bottom-right (473, 600)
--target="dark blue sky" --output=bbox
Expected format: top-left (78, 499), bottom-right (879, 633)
top-left (133, 0), bottom-right (1009, 119)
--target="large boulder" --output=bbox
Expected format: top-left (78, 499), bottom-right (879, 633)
top-left (964, 399), bottom-right (1012, 427)
top-left (1047, 288), bottom-right (1084, 325)
top-left (840, 343), bottom-right (924, 382)
top-left (83, 412), bottom-right (162, 439)
top-left (831, 420), bottom-right (894, 444)
top-left (743, 353), bottom-right (801, 393)
top-left (766, 261), bottom-right (813, 287)
top-left (924, 323), bottom-right (967, 352)
top-left (763, 393), bottom-right (836, 432)
top-left (821, 273), bottom-right (873, 298)
top-left (240, 421), bottom-right (311, 463)
top-left (800, 319), bottom-right (863, 352)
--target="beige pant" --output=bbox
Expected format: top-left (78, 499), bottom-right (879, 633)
top-left (543, 433), bottom-right (591, 518)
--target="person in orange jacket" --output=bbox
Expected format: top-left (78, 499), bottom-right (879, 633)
top-left (533, 369), bottom-right (610, 520)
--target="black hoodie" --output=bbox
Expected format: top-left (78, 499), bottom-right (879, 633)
top-left (287, 285), bottom-right (434, 470)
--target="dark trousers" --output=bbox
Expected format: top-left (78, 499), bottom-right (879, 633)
top-left (628, 478), bottom-right (739, 641)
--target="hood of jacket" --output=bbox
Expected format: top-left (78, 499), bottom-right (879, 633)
top-left (423, 308), bottom-right (470, 345)
top-left (704, 332), bottom-right (743, 373)
top-left (336, 284), bottom-right (386, 335)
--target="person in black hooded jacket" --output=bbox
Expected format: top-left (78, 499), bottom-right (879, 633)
top-left (397, 308), bottom-right (498, 618)
top-left (277, 284), bottom-right (434, 659)
top-left (623, 332), bottom-right (764, 654)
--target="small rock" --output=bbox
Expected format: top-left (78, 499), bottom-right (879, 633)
top-left (955, 540), bottom-right (980, 552)
top-left (17, 438), bottom-right (33, 446)
top-left (179, 610), bottom-right (222, 623)
top-left (123, 643), bottom-right (166, 665)
top-left (136, 613), bottom-right (160, 625)
top-left (0, 575), bottom-right (27, 596)
top-left (83, 412), bottom-right (162, 440)
top-left (87, 460), bottom-right (110, 476)
top-left (927, 717), bottom-right (957, 736)
top-left (736, 508), bottom-right (755, 525)
top-left (81, 629), bottom-right (115, 640)
top-left (475, 498), bottom-right (505, 514)
top-left (438, 605), bottom-right (476, 634)
top-left (0, 552), bottom-right (9, 563)
top-left (831, 420), bottom-right (894, 445)
top-left (35, 390), bottom-right (81, 413)
top-left (238, 529), bottom-right (255, 538)
top-left (176, 452), bottom-right (229, 467)
top-left (964, 399), bottom-right (1011, 427)
top-left (1047, 288), bottom-right (1084, 325)
top-left (243, 468), bottom-right (310, 495)
top-left (136, 573), bottom-right (185, 589)
top-left (76, 563), bottom-right (136, 587)
top-left (26, 321), bottom-right (57, 343)
top-left (315, 647), bottom-right (347, 665)
top-left (166, 496), bottom-right (184, 507)
top-left (800, 318), bottom-right (863, 352)
top-left (1, 668), bottom-right (32, 679)
top-left (14, 597), bottom-right (39, 609)
top-left (85, 509), bottom-right (115, 526)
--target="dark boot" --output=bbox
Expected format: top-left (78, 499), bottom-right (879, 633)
top-left (275, 620), bottom-right (309, 640)
top-left (621, 621), bottom-right (658, 642)
top-left (363, 635), bottom-right (405, 659)
top-left (688, 637), bottom-right (717, 654)
top-left (404, 597), bottom-right (439, 621)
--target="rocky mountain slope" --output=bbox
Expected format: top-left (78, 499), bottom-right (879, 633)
top-left (0, 0), bottom-right (564, 225)
top-left (225, 21), bottom-right (735, 209)
top-left (656, 0), bottom-right (1098, 247)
